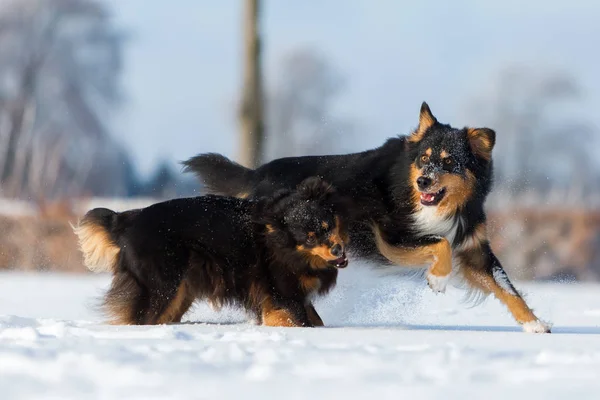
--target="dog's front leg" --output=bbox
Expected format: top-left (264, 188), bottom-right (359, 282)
top-left (458, 238), bottom-right (551, 333)
top-left (305, 303), bottom-right (324, 327)
top-left (421, 237), bottom-right (453, 293)
top-left (261, 298), bottom-right (313, 327)
top-left (373, 226), bottom-right (452, 293)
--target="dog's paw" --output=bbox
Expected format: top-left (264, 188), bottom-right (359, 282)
top-left (427, 273), bottom-right (450, 294)
top-left (522, 320), bottom-right (552, 333)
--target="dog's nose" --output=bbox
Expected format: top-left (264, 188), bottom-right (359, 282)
top-left (417, 176), bottom-right (432, 191)
top-left (331, 244), bottom-right (343, 257)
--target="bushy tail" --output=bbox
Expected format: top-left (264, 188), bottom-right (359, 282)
top-left (72, 208), bottom-right (120, 273)
top-left (74, 208), bottom-right (146, 324)
top-left (182, 153), bottom-right (255, 197)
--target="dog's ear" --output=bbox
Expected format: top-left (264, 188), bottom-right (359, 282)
top-left (296, 176), bottom-right (335, 200)
top-left (467, 127), bottom-right (496, 162)
top-left (297, 177), bottom-right (352, 220)
top-left (409, 102), bottom-right (437, 143)
top-left (253, 189), bottom-right (291, 226)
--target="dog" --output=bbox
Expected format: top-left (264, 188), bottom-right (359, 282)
top-left (73, 177), bottom-right (349, 327)
top-left (183, 102), bottom-right (551, 333)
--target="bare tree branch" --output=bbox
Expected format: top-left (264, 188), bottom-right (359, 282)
top-left (266, 48), bottom-right (356, 160)
top-left (0, 0), bottom-right (126, 199)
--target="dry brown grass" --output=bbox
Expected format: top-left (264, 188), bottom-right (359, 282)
top-left (0, 198), bottom-right (84, 272)
top-left (488, 209), bottom-right (600, 281)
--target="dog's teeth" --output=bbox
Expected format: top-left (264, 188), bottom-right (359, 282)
top-left (421, 193), bottom-right (434, 202)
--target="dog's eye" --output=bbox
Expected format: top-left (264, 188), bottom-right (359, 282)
top-left (420, 155), bottom-right (429, 163)
top-left (306, 235), bottom-right (317, 246)
top-left (444, 157), bottom-right (453, 165)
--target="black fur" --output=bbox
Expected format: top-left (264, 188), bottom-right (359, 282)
top-left (75, 177), bottom-right (349, 326)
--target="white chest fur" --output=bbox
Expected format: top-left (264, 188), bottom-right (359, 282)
top-left (412, 206), bottom-right (462, 246)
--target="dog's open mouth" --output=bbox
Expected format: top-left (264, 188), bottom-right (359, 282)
top-left (328, 253), bottom-right (348, 268)
top-left (420, 188), bottom-right (446, 206)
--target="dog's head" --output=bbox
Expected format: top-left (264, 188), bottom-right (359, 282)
top-left (255, 176), bottom-right (349, 269)
top-left (406, 102), bottom-right (495, 215)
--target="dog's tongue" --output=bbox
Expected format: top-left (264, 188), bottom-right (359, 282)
top-left (421, 192), bottom-right (435, 202)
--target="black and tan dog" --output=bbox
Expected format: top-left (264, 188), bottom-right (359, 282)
top-left (183, 102), bottom-right (551, 333)
top-left (73, 177), bottom-right (349, 327)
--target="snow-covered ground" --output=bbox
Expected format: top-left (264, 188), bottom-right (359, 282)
top-left (0, 267), bottom-right (599, 400)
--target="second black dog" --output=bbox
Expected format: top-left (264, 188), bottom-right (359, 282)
top-left (73, 177), bottom-right (349, 327)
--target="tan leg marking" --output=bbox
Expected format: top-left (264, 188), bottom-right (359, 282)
top-left (373, 226), bottom-right (452, 277)
top-left (156, 281), bottom-right (190, 324)
top-left (462, 268), bottom-right (539, 324)
top-left (171, 280), bottom-right (196, 323)
top-left (261, 298), bottom-right (299, 327)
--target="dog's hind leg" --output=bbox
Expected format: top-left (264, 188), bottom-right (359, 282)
top-left (102, 271), bottom-right (147, 325)
top-left (458, 244), bottom-right (551, 333)
top-left (150, 280), bottom-right (194, 325)
top-left (170, 279), bottom-right (196, 323)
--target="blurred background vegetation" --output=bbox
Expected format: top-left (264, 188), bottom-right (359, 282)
top-left (0, 0), bottom-right (598, 281)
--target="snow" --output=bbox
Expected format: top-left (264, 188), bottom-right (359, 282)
top-left (1, 267), bottom-right (599, 400)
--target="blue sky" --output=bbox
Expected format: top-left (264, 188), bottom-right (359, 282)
top-left (106, 0), bottom-right (600, 175)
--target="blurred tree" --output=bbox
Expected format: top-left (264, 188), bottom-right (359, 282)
top-left (464, 67), bottom-right (598, 196)
top-left (237, 0), bottom-right (264, 168)
top-left (0, 0), bottom-right (127, 200)
top-left (265, 48), bottom-right (357, 161)
top-left (133, 160), bottom-right (197, 200)
top-left (143, 161), bottom-right (177, 199)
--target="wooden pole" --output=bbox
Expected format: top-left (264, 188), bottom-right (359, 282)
top-left (238, 0), bottom-right (264, 168)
